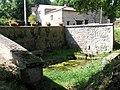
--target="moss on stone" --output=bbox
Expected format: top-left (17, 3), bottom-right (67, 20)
top-left (27, 55), bottom-right (43, 64)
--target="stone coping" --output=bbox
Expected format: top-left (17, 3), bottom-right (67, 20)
top-left (0, 26), bottom-right (64, 28)
top-left (0, 23), bottom-right (113, 28)
top-left (65, 23), bottom-right (113, 28)
top-left (103, 53), bottom-right (119, 61)
top-left (0, 34), bottom-right (43, 68)
top-left (0, 34), bottom-right (27, 51)
top-left (102, 52), bottom-right (120, 64)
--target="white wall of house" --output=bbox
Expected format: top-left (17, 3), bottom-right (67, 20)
top-left (36, 5), bottom-right (108, 26)
top-left (37, 5), bottom-right (65, 26)
top-left (45, 10), bottom-right (62, 26)
top-left (36, 5), bottom-right (45, 25)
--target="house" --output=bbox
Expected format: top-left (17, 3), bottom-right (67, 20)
top-left (33, 5), bottom-right (108, 26)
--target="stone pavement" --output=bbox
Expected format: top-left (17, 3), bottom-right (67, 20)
top-left (103, 53), bottom-right (119, 61)
top-left (102, 53), bottom-right (120, 64)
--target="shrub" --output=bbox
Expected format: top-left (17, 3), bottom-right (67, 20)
top-left (0, 18), bottom-right (8, 26)
top-left (28, 14), bottom-right (38, 26)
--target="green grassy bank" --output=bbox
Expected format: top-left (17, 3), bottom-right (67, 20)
top-left (40, 48), bottom-right (109, 90)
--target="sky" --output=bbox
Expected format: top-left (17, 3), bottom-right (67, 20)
top-left (50, 0), bottom-right (54, 2)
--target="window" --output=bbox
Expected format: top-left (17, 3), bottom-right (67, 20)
top-left (67, 21), bottom-right (70, 25)
top-left (76, 20), bottom-right (83, 25)
top-left (50, 15), bottom-right (53, 20)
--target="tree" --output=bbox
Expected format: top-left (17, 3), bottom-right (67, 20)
top-left (11, 0), bottom-right (31, 21)
top-left (29, 0), bottom-right (51, 6)
top-left (0, 0), bottom-right (50, 20)
top-left (53, 0), bottom-right (120, 22)
top-left (0, 0), bottom-right (13, 18)
top-left (0, 0), bottom-right (31, 21)
top-left (103, 0), bottom-right (120, 22)
top-left (51, 0), bottom-right (73, 7)
top-left (71, 0), bottom-right (120, 22)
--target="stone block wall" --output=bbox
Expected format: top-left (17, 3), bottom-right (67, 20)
top-left (0, 26), bottom-right (65, 52)
top-left (65, 24), bottom-right (114, 55)
top-left (0, 25), bottom-right (114, 55)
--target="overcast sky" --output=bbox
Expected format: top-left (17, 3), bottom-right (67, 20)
top-left (50, 0), bottom-right (54, 2)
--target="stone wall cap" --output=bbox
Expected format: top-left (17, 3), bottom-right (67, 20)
top-left (65, 23), bottom-right (113, 28)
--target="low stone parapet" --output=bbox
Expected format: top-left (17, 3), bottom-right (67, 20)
top-left (0, 34), bottom-right (44, 83)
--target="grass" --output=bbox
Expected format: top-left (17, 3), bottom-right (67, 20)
top-left (40, 48), bottom-right (109, 90)
top-left (43, 59), bottom-right (104, 90)
top-left (42, 48), bottom-right (109, 66)
top-left (42, 49), bottom-right (83, 66)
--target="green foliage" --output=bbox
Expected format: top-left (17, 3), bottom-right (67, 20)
top-left (52, 0), bottom-right (120, 22)
top-left (0, 0), bottom-right (51, 22)
top-left (11, 0), bottom-right (31, 21)
top-left (28, 14), bottom-right (38, 26)
top-left (114, 28), bottom-right (120, 44)
top-left (0, 0), bottom-right (31, 21)
top-left (29, 0), bottom-right (51, 6)
top-left (0, 18), bottom-right (8, 25)
top-left (0, 0), bottom-right (14, 18)
top-left (114, 27), bottom-right (120, 50)
top-left (51, 0), bottom-right (73, 7)
top-left (102, 0), bottom-right (120, 22)
top-left (71, 0), bottom-right (102, 13)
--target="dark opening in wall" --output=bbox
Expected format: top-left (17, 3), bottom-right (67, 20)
top-left (85, 20), bottom-right (88, 24)
top-left (67, 21), bottom-right (70, 25)
top-left (76, 20), bottom-right (83, 25)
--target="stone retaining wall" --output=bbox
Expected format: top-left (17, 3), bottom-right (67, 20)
top-left (65, 24), bottom-right (114, 55)
top-left (0, 26), bottom-right (65, 52)
top-left (0, 24), bottom-right (114, 55)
